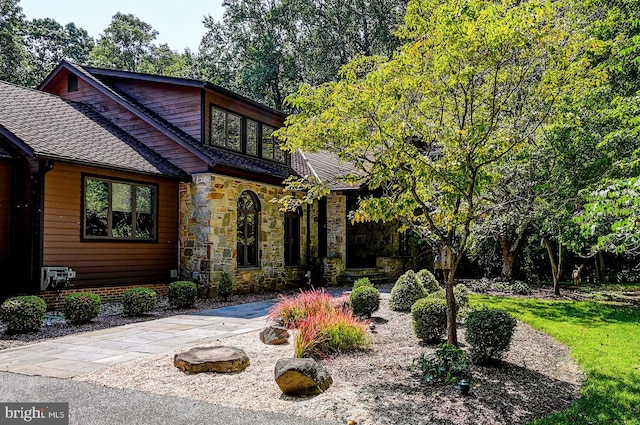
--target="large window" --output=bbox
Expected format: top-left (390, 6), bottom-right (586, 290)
top-left (209, 105), bottom-right (286, 163)
top-left (284, 209), bottom-right (301, 266)
top-left (83, 176), bottom-right (157, 241)
top-left (237, 191), bottom-right (260, 267)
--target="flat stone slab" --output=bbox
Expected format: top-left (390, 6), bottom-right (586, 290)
top-left (174, 346), bottom-right (249, 374)
top-left (274, 357), bottom-right (332, 396)
top-left (260, 325), bottom-right (290, 345)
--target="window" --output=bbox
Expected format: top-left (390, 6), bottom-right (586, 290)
top-left (237, 191), bottom-right (260, 267)
top-left (209, 104), bottom-right (286, 163)
top-left (83, 176), bottom-right (156, 241)
top-left (210, 106), bottom-right (242, 152)
top-left (284, 209), bottom-right (301, 266)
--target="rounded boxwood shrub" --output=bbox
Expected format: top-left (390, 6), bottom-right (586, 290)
top-left (0, 296), bottom-right (47, 334)
top-left (121, 287), bottom-right (157, 316)
top-left (411, 296), bottom-right (447, 343)
top-left (63, 292), bottom-right (101, 324)
top-left (218, 271), bottom-right (233, 300)
top-left (352, 277), bottom-right (372, 290)
top-left (416, 269), bottom-right (441, 294)
top-left (428, 285), bottom-right (469, 314)
top-left (350, 285), bottom-right (380, 317)
top-left (388, 270), bottom-right (428, 312)
top-left (168, 281), bottom-right (197, 308)
top-left (465, 307), bottom-right (517, 364)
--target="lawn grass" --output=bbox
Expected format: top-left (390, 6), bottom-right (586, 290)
top-left (470, 295), bottom-right (640, 425)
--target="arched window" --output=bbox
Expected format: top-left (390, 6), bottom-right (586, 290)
top-left (284, 208), bottom-right (302, 266)
top-left (237, 191), bottom-right (260, 267)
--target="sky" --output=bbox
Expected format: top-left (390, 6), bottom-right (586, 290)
top-left (19, 0), bottom-right (226, 52)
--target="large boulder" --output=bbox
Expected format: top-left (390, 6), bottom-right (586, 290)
top-left (174, 346), bottom-right (249, 374)
top-left (274, 358), bottom-right (333, 396)
top-left (260, 325), bottom-right (290, 345)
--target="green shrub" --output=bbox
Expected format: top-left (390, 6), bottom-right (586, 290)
top-left (411, 296), bottom-right (447, 343)
top-left (428, 285), bottom-right (469, 315)
top-left (416, 269), bottom-right (441, 293)
top-left (465, 307), bottom-right (517, 364)
top-left (218, 271), bottom-right (233, 300)
top-left (352, 277), bottom-right (372, 290)
top-left (350, 285), bottom-right (380, 317)
top-left (168, 281), bottom-right (197, 308)
top-left (63, 292), bottom-right (101, 324)
top-left (413, 343), bottom-right (469, 383)
top-left (121, 287), bottom-right (157, 316)
top-left (510, 280), bottom-right (532, 295)
top-left (0, 296), bottom-right (47, 333)
top-left (389, 270), bottom-right (428, 311)
top-left (294, 309), bottom-right (371, 358)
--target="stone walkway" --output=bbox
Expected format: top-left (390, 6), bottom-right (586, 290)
top-left (0, 301), bottom-right (274, 379)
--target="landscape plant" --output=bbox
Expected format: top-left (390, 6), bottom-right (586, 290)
top-left (121, 287), bottom-right (157, 316)
top-left (411, 296), bottom-right (447, 343)
top-left (168, 280), bottom-right (198, 308)
top-left (268, 288), bottom-right (338, 328)
top-left (416, 269), bottom-right (440, 293)
top-left (0, 295), bottom-right (47, 334)
top-left (350, 285), bottom-right (380, 317)
top-left (465, 306), bottom-right (516, 364)
top-left (63, 292), bottom-right (101, 324)
top-left (352, 277), bottom-right (372, 290)
top-left (413, 343), bottom-right (468, 383)
top-left (218, 271), bottom-right (233, 300)
top-left (388, 270), bottom-right (428, 312)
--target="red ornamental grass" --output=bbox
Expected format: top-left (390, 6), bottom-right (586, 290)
top-left (268, 288), bottom-right (337, 329)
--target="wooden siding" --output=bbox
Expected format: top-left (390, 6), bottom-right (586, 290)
top-left (43, 70), bottom-right (208, 174)
top-left (42, 162), bottom-right (179, 288)
top-left (107, 79), bottom-right (202, 141)
top-left (0, 160), bottom-right (10, 274)
top-left (203, 91), bottom-right (285, 146)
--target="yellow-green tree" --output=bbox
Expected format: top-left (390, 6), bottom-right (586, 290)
top-left (278, 0), bottom-right (582, 345)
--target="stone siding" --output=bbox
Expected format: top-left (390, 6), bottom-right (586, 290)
top-left (179, 174), bottom-right (307, 295)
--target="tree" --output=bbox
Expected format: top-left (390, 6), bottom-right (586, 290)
top-left (277, 0), bottom-right (577, 345)
top-left (0, 0), bottom-right (28, 84)
top-left (89, 12), bottom-right (158, 72)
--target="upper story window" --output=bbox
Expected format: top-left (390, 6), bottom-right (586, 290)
top-left (83, 176), bottom-right (157, 241)
top-left (209, 105), bottom-right (286, 163)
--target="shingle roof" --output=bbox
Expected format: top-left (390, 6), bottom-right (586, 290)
top-left (0, 81), bottom-right (186, 178)
top-left (59, 62), bottom-right (297, 181)
top-left (291, 150), bottom-right (363, 191)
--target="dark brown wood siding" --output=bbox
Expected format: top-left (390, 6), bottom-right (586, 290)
top-left (204, 91), bottom-right (285, 146)
top-left (107, 79), bottom-right (202, 141)
top-left (0, 160), bottom-right (11, 277)
top-left (42, 162), bottom-right (179, 288)
top-left (43, 70), bottom-right (208, 174)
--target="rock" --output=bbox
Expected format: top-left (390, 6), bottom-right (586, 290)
top-left (274, 357), bottom-right (333, 396)
top-left (260, 325), bottom-right (290, 345)
top-left (174, 346), bottom-right (249, 374)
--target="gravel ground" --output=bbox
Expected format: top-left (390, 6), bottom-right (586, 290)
top-left (74, 299), bottom-right (584, 425)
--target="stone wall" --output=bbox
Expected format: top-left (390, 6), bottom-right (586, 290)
top-left (179, 174), bottom-right (307, 295)
top-left (326, 193), bottom-right (346, 261)
top-left (376, 257), bottom-right (412, 281)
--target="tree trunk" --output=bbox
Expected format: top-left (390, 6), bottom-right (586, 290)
top-left (596, 251), bottom-right (606, 283)
top-left (444, 269), bottom-right (458, 346)
top-left (500, 237), bottom-right (517, 280)
top-left (542, 236), bottom-right (562, 296)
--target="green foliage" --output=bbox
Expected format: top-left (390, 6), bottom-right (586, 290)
top-left (167, 281), bottom-right (197, 308)
top-left (62, 292), bottom-right (101, 324)
top-left (471, 294), bottom-right (640, 424)
top-left (411, 296), bottom-right (447, 344)
top-left (352, 277), bottom-right (372, 290)
top-left (350, 285), bottom-right (380, 317)
top-left (412, 343), bottom-right (468, 384)
top-left (218, 271), bottom-right (233, 300)
top-left (0, 296), bottom-right (47, 334)
top-left (416, 269), bottom-right (441, 293)
top-left (428, 285), bottom-right (469, 315)
top-left (121, 287), bottom-right (157, 316)
top-left (389, 270), bottom-right (428, 312)
top-left (465, 307), bottom-right (516, 364)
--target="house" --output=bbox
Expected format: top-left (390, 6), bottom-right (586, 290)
top-left (0, 61), bottom-right (410, 307)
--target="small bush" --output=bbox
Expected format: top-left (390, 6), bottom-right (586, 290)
top-left (413, 343), bottom-right (469, 383)
top-left (510, 280), bottom-right (532, 295)
top-left (121, 287), bottom-right (157, 316)
top-left (168, 281), bottom-right (197, 308)
top-left (428, 285), bottom-right (469, 315)
top-left (416, 269), bottom-right (441, 293)
top-left (389, 270), bottom-right (428, 312)
top-left (218, 271), bottom-right (233, 300)
top-left (294, 310), bottom-right (371, 358)
top-left (465, 307), bottom-right (517, 364)
top-left (0, 296), bottom-right (47, 333)
top-left (350, 285), bottom-right (380, 317)
top-left (268, 289), bottom-right (337, 328)
top-left (63, 292), bottom-right (101, 324)
top-left (353, 277), bottom-right (372, 290)
top-left (412, 296), bottom-right (447, 343)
